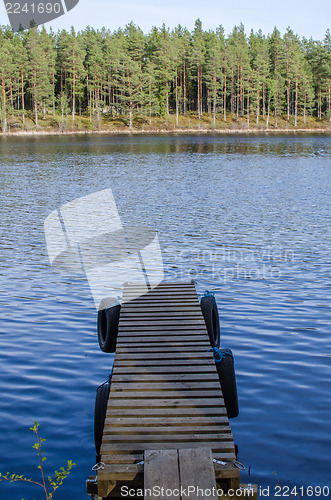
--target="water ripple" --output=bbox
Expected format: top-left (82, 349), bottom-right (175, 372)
top-left (0, 134), bottom-right (330, 498)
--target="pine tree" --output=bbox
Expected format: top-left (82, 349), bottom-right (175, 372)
top-left (0, 30), bottom-right (14, 132)
top-left (12, 32), bottom-right (28, 124)
top-left (58, 27), bottom-right (85, 123)
top-left (269, 27), bottom-right (285, 127)
top-left (323, 30), bottom-right (331, 121)
top-left (191, 19), bottom-right (206, 119)
top-left (249, 29), bottom-right (269, 124)
top-left (204, 29), bottom-right (222, 125)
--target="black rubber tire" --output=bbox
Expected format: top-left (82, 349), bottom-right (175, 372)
top-left (97, 304), bottom-right (121, 353)
top-left (200, 295), bottom-right (220, 348)
top-left (216, 348), bottom-right (239, 418)
top-left (94, 382), bottom-right (110, 462)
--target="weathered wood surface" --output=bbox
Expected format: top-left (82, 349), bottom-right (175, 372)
top-left (144, 448), bottom-right (218, 500)
top-left (97, 282), bottom-right (239, 494)
top-left (144, 450), bottom-right (180, 500)
top-left (178, 448), bottom-right (217, 499)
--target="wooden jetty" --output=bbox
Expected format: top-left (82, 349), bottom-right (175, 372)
top-left (92, 282), bottom-right (257, 499)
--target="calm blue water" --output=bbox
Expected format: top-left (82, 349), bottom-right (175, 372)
top-left (0, 133), bottom-right (330, 499)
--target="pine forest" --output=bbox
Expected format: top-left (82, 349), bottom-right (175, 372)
top-left (0, 20), bottom-right (331, 132)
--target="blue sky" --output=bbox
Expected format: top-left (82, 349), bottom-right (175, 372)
top-left (1, 0), bottom-right (330, 39)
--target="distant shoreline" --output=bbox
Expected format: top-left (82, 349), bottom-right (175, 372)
top-left (1, 127), bottom-right (331, 138)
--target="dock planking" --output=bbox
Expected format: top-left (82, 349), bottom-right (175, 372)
top-left (97, 282), bottom-right (240, 497)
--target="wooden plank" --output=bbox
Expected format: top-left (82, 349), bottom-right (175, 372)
top-left (121, 305), bottom-right (202, 311)
top-left (117, 330), bottom-right (208, 337)
top-left (101, 442), bottom-right (235, 452)
top-left (111, 374), bottom-right (220, 382)
top-left (213, 453), bottom-right (237, 461)
top-left (98, 463), bottom-right (143, 481)
top-left (119, 319), bottom-right (206, 326)
top-left (114, 359), bottom-right (215, 366)
top-left (106, 407), bottom-right (226, 415)
top-left (110, 382), bottom-right (221, 391)
top-left (120, 311), bottom-right (203, 317)
top-left (124, 283), bottom-right (195, 288)
top-left (116, 341), bottom-right (209, 348)
top-left (103, 426), bottom-right (231, 434)
top-left (107, 390), bottom-right (223, 398)
top-left (116, 337), bottom-right (210, 344)
top-left (101, 452), bottom-right (237, 463)
top-left (114, 353), bottom-right (212, 359)
top-left (119, 324), bottom-right (206, 331)
top-left (122, 301), bottom-right (199, 308)
top-left (103, 425), bottom-right (231, 437)
top-left (123, 291), bottom-right (198, 298)
top-left (144, 450), bottom-right (180, 500)
top-left (104, 417), bottom-right (228, 426)
top-left (116, 340), bottom-right (210, 347)
top-left (102, 433), bottom-right (232, 442)
top-left (179, 448), bottom-right (218, 499)
top-left (106, 408), bottom-right (227, 417)
top-left (115, 343), bottom-right (210, 349)
top-left (102, 454), bottom-right (144, 463)
top-left (113, 366), bottom-right (217, 374)
top-left (124, 284), bottom-right (195, 289)
top-left (116, 346), bottom-right (210, 353)
top-left (106, 397), bottom-right (225, 407)
top-left (123, 296), bottom-right (199, 302)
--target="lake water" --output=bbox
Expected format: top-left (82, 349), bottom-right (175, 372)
top-left (0, 133), bottom-right (330, 499)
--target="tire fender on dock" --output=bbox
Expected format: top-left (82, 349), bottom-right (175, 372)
top-left (216, 348), bottom-right (239, 419)
top-left (97, 303), bottom-right (121, 352)
top-left (94, 381), bottom-right (110, 462)
top-left (200, 294), bottom-right (220, 348)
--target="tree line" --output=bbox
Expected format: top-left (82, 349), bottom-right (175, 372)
top-left (0, 20), bottom-right (331, 131)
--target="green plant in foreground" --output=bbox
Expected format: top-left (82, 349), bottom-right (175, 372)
top-left (0, 422), bottom-right (75, 500)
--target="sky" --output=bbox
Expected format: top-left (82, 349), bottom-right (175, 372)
top-left (0, 0), bottom-right (330, 40)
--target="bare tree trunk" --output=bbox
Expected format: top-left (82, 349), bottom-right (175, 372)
top-left (183, 60), bottom-right (187, 116)
top-left (197, 65), bottom-right (201, 119)
top-left (294, 80), bottom-right (298, 127)
top-left (213, 81), bottom-right (216, 127)
top-left (303, 94), bottom-right (306, 124)
top-left (129, 107), bottom-right (132, 129)
top-left (287, 79), bottom-right (290, 120)
top-left (1, 80), bottom-right (7, 133)
top-left (223, 73), bottom-right (227, 122)
top-left (256, 88), bottom-right (260, 125)
top-left (33, 73), bottom-right (38, 126)
top-left (274, 90), bottom-right (278, 128)
top-left (166, 81), bottom-right (169, 125)
top-left (175, 74), bottom-right (179, 128)
top-left (21, 70), bottom-right (25, 125)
